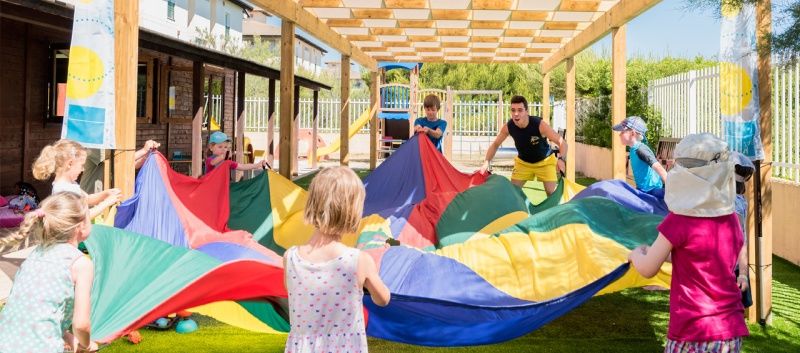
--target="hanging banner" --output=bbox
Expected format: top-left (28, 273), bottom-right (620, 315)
top-left (719, 4), bottom-right (764, 160)
top-left (62, 0), bottom-right (116, 149)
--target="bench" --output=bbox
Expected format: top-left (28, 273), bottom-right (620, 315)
top-left (655, 137), bottom-right (681, 170)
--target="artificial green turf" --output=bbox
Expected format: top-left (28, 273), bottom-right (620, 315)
top-left (99, 255), bottom-right (800, 353)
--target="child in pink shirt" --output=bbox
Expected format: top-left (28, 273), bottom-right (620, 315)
top-left (628, 133), bottom-right (748, 353)
top-left (205, 131), bottom-right (268, 174)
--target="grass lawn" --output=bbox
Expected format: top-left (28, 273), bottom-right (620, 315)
top-left (100, 256), bottom-right (800, 353)
top-left (100, 171), bottom-right (800, 352)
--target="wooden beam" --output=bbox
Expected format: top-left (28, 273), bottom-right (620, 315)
top-left (311, 89), bottom-right (319, 169)
top-left (267, 78), bottom-right (276, 164)
top-left (113, 0), bottom-right (139, 195)
top-left (565, 57), bottom-right (576, 181)
top-left (235, 70), bottom-right (246, 179)
top-left (753, 0), bottom-right (773, 325)
top-left (541, 71), bottom-right (550, 124)
top-left (369, 71), bottom-right (379, 169)
top-left (191, 61), bottom-right (205, 177)
top-left (248, 0), bottom-right (377, 71)
top-left (293, 84), bottom-right (301, 176)
top-left (444, 86), bottom-right (454, 160)
top-left (611, 26), bottom-right (627, 180)
top-left (542, 0), bottom-right (661, 72)
top-left (279, 21), bottom-right (295, 178)
top-left (340, 55), bottom-right (351, 166)
top-left (22, 23), bottom-right (32, 182)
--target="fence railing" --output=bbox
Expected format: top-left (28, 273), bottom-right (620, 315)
top-left (774, 62), bottom-right (800, 182)
top-left (648, 63), bottom-right (800, 183)
top-left (243, 98), bottom-right (372, 134)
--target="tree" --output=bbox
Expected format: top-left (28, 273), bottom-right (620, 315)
top-left (685, 0), bottom-right (799, 62)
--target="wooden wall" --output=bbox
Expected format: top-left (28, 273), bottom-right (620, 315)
top-left (0, 16), bottom-right (237, 197)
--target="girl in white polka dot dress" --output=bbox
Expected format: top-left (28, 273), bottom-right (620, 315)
top-left (283, 167), bottom-right (391, 353)
top-left (0, 193), bottom-right (98, 353)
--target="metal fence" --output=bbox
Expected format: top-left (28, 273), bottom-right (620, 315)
top-left (237, 94), bottom-right (554, 159)
top-left (647, 63), bottom-right (800, 183)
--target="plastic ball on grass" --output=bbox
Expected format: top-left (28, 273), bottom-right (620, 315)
top-left (176, 310), bottom-right (192, 318)
top-left (155, 317), bottom-right (170, 329)
top-left (125, 330), bottom-right (142, 344)
top-left (175, 319), bottom-right (198, 334)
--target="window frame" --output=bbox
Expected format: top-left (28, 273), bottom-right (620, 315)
top-left (167, 0), bottom-right (176, 21)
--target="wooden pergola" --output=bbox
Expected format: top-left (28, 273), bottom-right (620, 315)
top-left (113, 0), bottom-right (775, 324)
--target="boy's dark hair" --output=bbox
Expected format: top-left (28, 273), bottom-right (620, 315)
top-left (423, 94), bottom-right (441, 110)
top-left (510, 95), bottom-right (528, 111)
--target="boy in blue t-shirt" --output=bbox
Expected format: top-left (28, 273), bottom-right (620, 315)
top-left (612, 116), bottom-right (667, 198)
top-left (414, 94), bottom-right (447, 152)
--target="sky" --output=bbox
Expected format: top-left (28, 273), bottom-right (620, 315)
top-left (591, 0), bottom-right (721, 59)
top-left (268, 0), bottom-right (793, 72)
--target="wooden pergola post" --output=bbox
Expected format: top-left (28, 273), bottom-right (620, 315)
top-left (444, 86), bottom-right (454, 159)
top-left (311, 89), bottom-right (319, 169)
top-left (340, 55), bottom-right (351, 166)
top-left (113, 0), bottom-right (139, 195)
top-left (565, 57), bottom-right (576, 181)
top-left (752, 0), bottom-right (773, 324)
top-left (267, 78), bottom-right (276, 166)
top-left (191, 61), bottom-right (205, 177)
top-left (235, 70), bottom-right (245, 179)
top-left (369, 70), bottom-right (379, 169)
top-left (542, 72), bottom-right (551, 124)
top-left (279, 21), bottom-right (295, 178)
top-left (611, 25), bottom-right (627, 180)
top-left (293, 84), bottom-right (300, 176)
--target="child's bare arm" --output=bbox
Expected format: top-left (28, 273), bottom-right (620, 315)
top-left (235, 160), bottom-right (268, 171)
top-left (651, 162), bottom-right (668, 185)
top-left (71, 256), bottom-right (96, 351)
top-left (428, 128), bottom-right (443, 138)
top-left (359, 252), bottom-right (390, 307)
top-left (628, 234), bottom-right (672, 278)
top-left (88, 189), bottom-right (121, 219)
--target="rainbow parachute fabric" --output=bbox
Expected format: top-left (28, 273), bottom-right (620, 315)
top-left (86, 135), bottom-right (670, 346)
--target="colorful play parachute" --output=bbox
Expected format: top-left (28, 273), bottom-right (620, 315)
top-left (571, 179), bottom-right (669, 215)
top-left (86, 136), bottom-right (670, 346)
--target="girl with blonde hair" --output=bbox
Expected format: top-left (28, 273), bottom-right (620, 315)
top-left (32, 139), bottom-right (121, 219)
top-left (283, 166), bottom-right (390, 353)
top-left (0, 192), bottom-right (98, 352)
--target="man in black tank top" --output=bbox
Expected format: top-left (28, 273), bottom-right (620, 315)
top-left (479, 96), bottom-right (568, 196)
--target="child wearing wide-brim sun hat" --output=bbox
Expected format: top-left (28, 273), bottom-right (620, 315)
top-left (628, 133), bottom-right (749, 353)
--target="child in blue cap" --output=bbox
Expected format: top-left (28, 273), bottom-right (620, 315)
top-left (206, 131), bottom-right (268, 174)
top-left (612, 116), bottom-right (667, 198)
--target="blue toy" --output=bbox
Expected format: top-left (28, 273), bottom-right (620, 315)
top-left (155, 317), bottom-right (170, 329)
top-left (175, 318), bottom-right (198, 334)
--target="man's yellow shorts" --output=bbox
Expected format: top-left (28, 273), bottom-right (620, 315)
top-left (511, 154), bottom-right (558, 182)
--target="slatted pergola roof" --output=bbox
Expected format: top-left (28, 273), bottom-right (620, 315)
top-left (250, 0), bottom-right (659, 72)
top-left (298, 0), bottom-right (618, 65)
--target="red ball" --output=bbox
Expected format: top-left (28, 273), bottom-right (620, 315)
top-left (176, 310), bottom-right (192, 318)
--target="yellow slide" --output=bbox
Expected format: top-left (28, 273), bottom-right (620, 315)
top-left (315, 109), bottom-right (372, 158)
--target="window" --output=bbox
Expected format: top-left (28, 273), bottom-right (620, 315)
top-left (167, 0), bottom-right (175, 21)
top-left (136, 59), bottom-right (157, 124)
top-left (225, 13), bottom-right (230, 36)
top-left (47, 45), bottom-right (70, 122)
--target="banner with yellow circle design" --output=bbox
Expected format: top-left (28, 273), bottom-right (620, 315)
top-left (61, 0), bottom-right (116, 149)
top-left (719, 3), bottom-right (763, 160)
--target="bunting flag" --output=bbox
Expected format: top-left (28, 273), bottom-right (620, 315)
top-left (62, 0), bottom-right (116, 148)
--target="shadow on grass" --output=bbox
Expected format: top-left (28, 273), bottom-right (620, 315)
top-left (744, 256), bottom-right (800, 353)
top-left (367, 288), bottom-right (670, 353)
